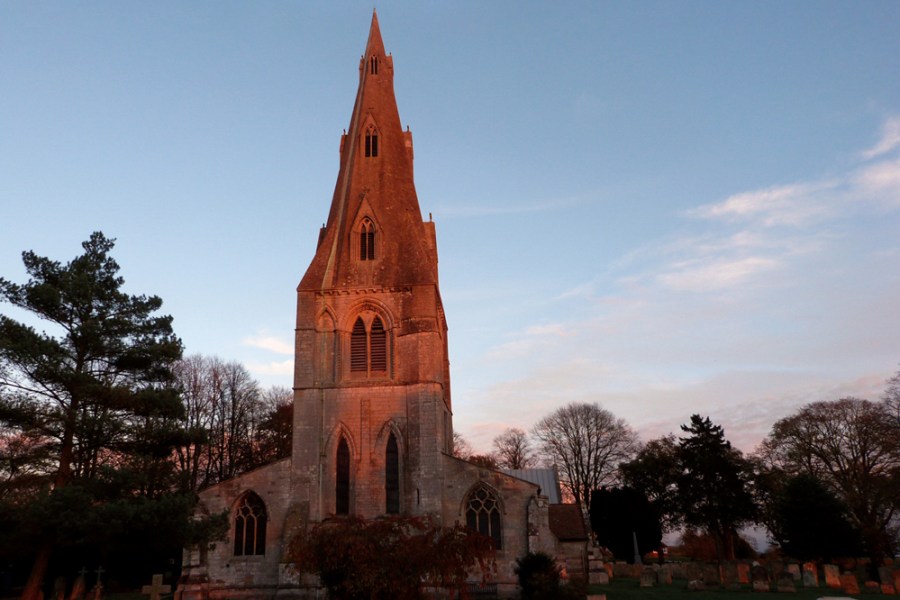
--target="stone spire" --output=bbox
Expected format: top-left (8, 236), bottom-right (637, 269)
top-left (299, 10), bottom-right (438, 292)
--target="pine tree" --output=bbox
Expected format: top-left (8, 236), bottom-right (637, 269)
top-left (0, 232), bottom-right (183, 600)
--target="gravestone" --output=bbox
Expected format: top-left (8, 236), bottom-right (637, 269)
top-left (54, 576), bottom-right (66, 600)
top-left (840, 572), bottom-right (860, 595)
top-left (736, 563), bottom-right (751, 584)
top-left (751, 565), bottom-right (769, 592)
top-left (685, 562), bottom-right (702, 582)
top-left (787, 563), bottom-right (801, 581)
top-left (687, 579), bottom-right (705, 591)
top-left (894, 570), bottom-right (900, 593)
top-left (882, 583), bottom-right (897, 595)
top-left (823, 564), bottom-right (841, 589)
top-left (721, 563), bottom-right (738, 586)
top-left (589, 571), bottom-right (609, 585)
top-left (640, 568), bottom-right (656, 587)
top-left (701, 563), bottom-right (720, 585)
top-left (802, 562), bottom-right (818, 587)
top-left (864, 580), bottom-right (881, 594)
top-left (69, 568), bottom-right (87, 600)
top-left (141, 574), bottom-right (171, 600)
top-left (776, 571), bottom-right (796, 593)
top-left (657, 565), bottom-right (672, 585)
top-left (881, 567), bottom-right (895, 585)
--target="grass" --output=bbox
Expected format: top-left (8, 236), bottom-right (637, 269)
top-left (588, 578), bottom-right (882, 599)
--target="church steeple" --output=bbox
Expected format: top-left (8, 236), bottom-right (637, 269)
top-left (299, 10), bottom-right (437, 293)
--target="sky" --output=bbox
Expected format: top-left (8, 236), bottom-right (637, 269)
top-left (1, 2), bottom-right (899, 455)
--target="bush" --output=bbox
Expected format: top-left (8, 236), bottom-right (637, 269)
top-left (286, 515), bottom-right (495, 600)
top-left (514, 552), bottom-right (581, 600)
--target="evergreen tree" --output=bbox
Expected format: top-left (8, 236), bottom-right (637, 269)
top-left (676, 415), bottom-right (756, 565)
top-left (0, 233), bottom-right (184, 599)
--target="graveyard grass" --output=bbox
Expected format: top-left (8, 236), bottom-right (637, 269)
top-left (590, 577), bottom-right (886, 599)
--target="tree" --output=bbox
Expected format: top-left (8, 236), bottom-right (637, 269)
top-left (451, 431), bottom-right (472, 460)
top-left (770, 474), bottom-right (863, 561)
top-left (589, 487), bottom-right (662, 564)
top-left (172, 355), bottom-right (287, 492)
top-left (620, 435), bottom-right (681, 533)
top-left (286, 515), bottom-right (495, 600)
top-left (0, 233), bottom-right (183, 600)
top-left (492, 427), bottom-right (535, 470)
top-left (757, 398), bottom-right (899, 561)
top-left (532, 402), bottom-right (638, 513)
top-left (467, 454), bottom-right (499, 469)
top-left (676, 415), bottom-right (756, 565)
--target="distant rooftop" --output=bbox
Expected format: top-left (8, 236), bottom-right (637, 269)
top-left (501, 468), bottom-right (561, 504)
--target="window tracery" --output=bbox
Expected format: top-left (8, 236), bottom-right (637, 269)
top-left (233, 492), bottom-right (267, 556)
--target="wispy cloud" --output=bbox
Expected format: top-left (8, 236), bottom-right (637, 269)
top-left (246, 359), bottom-right (293, 376)
top-left (436, 195), bottom-right (582, 218)
top-left (243, 334), bottom-right (293, 355)
top-left (687, 181), bottom-right (838, 226)
top-left (657, 256), bottom-right (780, 293)
top-left (862, 116), bottom-right (900, 160)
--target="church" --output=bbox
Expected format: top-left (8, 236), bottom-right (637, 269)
top-left (177, 13), bottom-right (583, 599)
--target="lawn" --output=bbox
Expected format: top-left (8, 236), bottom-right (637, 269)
top-left (590, 578), bottom-right (881, 599)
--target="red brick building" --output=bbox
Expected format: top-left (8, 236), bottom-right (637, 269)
top-left (177, 13), bottom-right (567, 599)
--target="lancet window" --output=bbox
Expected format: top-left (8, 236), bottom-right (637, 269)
top-left (370, 55), bottom-right (378, 75)
top-left (349, 315), bottom-right (388, 376)
top-left (336, 437), bottom-right (350, 515)
top-left (365, 125), bottom-right (378, 157)
top-left (465, 485), bottom-right (502, 549)
top-left (359, 218), bottom-right (375, 261)
top-left (233, 492), bottom-right (267, 556)
top-left (385, 433), bottom-right (400, 514)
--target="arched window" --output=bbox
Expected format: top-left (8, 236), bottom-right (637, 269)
top-left (234, 492), bottom-right (267, 556)
top-left (349, 315), bottom-right (389, 377)
top-left (465, 485), bottom-right (502, 549)
top-left (336, 437), bottom-right (350, 515)
top-left (385, 433), bottom-right (399, 514)
top-left (370, 55), bottom-right (378, 75)
top-left (359, 219), bottom-right (375, 261)
top-left (350, 318), bottom-right (367, 372)
top-left (365, 125), bottom-right (378, 158)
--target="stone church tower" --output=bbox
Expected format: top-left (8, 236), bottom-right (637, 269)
top-left (177, 14), bottom-right (567, 600)
top-left (291, 11), bottom-right (453, 522)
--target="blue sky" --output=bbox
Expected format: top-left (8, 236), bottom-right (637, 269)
top-left (2, 2), bottom-right (898, 453)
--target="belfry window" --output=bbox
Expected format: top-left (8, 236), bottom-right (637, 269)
top-left (365, 126), bottom-right (378, 158)
top-left (350, 315), bottom-right (388, 376)
top-left (370, 55), bottom-right (378, 75)
top-left (234, 492), bottom-right (267, 556)
top-left (386, 433), bottom-right (399, 514)
top-left (466, 486), bottom-right (502, 549)
top-left (359, 219), bottom-right (375, 261)
top-left (336, 437), bottom-right (350, 515)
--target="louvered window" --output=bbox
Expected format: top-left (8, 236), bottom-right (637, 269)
top-left (385, 433), bottom-right (399, 514)
top-left (350, 318), bottom-right (367, 372)
top-left (370, 317), bottom-right (387, 372)
top-left (234, 492), bottom-right (267, 556)
top-left (370, 55), bottom-right (378, 75)
top-left (359, 219), bottom-right (375, 261)
top-left (336, 437), bottom-right (350, 515)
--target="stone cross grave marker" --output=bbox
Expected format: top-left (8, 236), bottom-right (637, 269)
top-left (141, 574), bottom-right (171, 600)
top-left (68, 567), bottom-right (87, 600)
top-left (91, 566), bottom-right (104, 600)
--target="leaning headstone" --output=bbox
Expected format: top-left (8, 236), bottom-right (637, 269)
top-left (824, 564), bottom-right (841, 589)
top-left (802, 562), bottom-right (819, 588)
top-left (776, 571), bottom-right (797, 593)
top-left (141, 574), bottom-right (172, 600)
top-left (640, 568), bottom-right (656, 587)
top-left (840, 572), bottom-right (860, 595)
top-left (69, 568), bottom-right (87, 600)
top-left (787, 563), bottom-right (801, 581)
top-left (737, 563), bottom-right (751, 584)
top-left (751, 565), bottom-right (769, 592)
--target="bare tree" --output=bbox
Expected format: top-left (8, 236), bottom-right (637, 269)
top-left (492, 427), bottom-right (535, 470)
top-left (451, 431), bottom-right (472, 460)
top-left (757, 397), bottom-right (900, 561)
top-left (532, 402), bottom-right (639, 513)
top-left (884, 367), bottom-right (900, 428)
